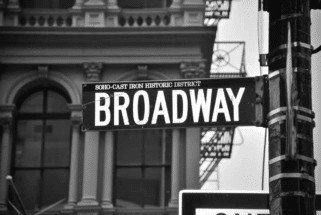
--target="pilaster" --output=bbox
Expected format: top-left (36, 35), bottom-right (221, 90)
top-left (168, 129), bottom-right (180, 208)
top-left (0, 105), bottom-right (15, 213)
top-left (181, 0), bottom-right (205, 26)
top-left (105, 0), bottom-right (120, 27)
top-left (185, 128), bottom-right (200, 189)
top-left (64, 105), bottom-right (82, 212)
top-left (101, 131), bottom-right (115, 215)
top-left (77, 64), bottom-right (101, 215)
top-left (83, 0), bottom-right (105, 27)
top-left (0, 0), bottom-right (4, 26)
top-left (76, 131), bottom-right (100, 210)
top-left (70, 0), bottom-right (84, 27)
top-left (169, 0), bottom-right (182, 26)
top-left (6, 0), bottom-right (20, 26)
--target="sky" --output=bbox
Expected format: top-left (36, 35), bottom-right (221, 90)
top-left (202, 0), bottom-right (321, 193)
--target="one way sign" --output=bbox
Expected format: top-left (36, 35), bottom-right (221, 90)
top-left (179, 190), bottom-right (321, 215)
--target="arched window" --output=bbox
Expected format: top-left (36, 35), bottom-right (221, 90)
top-left (10, 86), bottom-right (71, 211)
top-left (118, 0), bottom-right (173, 9)
top-left (19, 0), bottom-right (75, 9)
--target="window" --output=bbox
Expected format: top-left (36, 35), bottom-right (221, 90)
top-left (118, 0), bottom-right (173, 9)
top-left (19, 0), bottom-right (75, 9)
top-left (115, 129), bottom-right (171, 208)
top-left (10, 87), bottom-right (71, 211)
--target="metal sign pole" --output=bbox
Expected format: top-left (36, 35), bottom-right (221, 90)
top-left (266, 0), bottom-right (316, 214)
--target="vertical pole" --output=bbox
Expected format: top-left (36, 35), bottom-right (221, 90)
top-left (267, 1), bottom-right (316, 215)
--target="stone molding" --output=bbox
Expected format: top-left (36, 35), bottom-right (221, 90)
top-left (68, 104), bottom-right (83, 124)
top-left (0, 105), bottom-right (15, 130)
top-left (137, 65), bottom-right (148, 79)
top-left (84, 62), bottom-right (103, 82)
top-left (3, 71), bottom-right (81, 105)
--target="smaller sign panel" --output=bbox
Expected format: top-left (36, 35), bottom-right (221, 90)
top-left (196, 209), bottom-right (269, 215)
top-left (82, 78), bottom-right (259, 131)
top-left (179, 190), bottom-right (321, 215)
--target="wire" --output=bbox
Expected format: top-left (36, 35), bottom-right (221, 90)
top-left (258, 0), bottom-right (268, 191)
top-left (312, 45), bottom-right (321, 54)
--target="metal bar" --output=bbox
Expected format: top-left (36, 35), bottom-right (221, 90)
top-left (6, 176), bottom-right (28, 215)
top-left (8, 200), bottom-right (22, 215)
top-left (33, 199), bottom-right (65, 215)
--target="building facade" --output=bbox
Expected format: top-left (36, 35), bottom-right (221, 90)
top-left (0, 0), bottom-right (219, 215)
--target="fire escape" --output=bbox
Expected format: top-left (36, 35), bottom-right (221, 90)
top-left (200, 0), bottom-right (246, 189)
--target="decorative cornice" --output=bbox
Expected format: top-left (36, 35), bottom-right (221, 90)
top-left (180, 60), bottom-right (206, 79)
top-left (137, 65), bottom-right (148, 79)
top-left (38, 65), bottom-right (48, 78)
top-left (0, 105), bottom-right (16, 129)
top-left (68, 104), bottom-right (83, 124)
top-left (84, 62), bottom-right (103, 82)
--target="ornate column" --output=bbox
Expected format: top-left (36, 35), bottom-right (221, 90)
top-left (70, 0), bottom-right (84, 27)
top-left (101, 131), bottom-right (115, 214)
top-left (76, 63), bottom-right (102, 215)
top-left (0, 105), bottom-right (15, 212)
top-left (64, 105), bottom-right (82, 211)
top-left (168, 129), bottom-right (180, 208)
top-left (180, 61), bottom-right (203, 189)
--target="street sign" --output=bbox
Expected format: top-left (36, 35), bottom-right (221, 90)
top-left (82, 77), bottom-right (267, 131)
top-left (179, 190), bottom-right (321, 215)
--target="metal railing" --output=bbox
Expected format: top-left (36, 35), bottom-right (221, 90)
top-left (118, 9), bottom-right (170, 27)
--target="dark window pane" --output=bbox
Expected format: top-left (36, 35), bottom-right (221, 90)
top-left (118, 0), bottom-right (172, 8)
top-left (14, 170), bottom-right (41, 210)
top-left (146, 0), bottom-right (162, 8)
top-left (144, 168), bottom-right (162, 207)
top-left (165, 130), bottom-right (172, 164)
top-left (116, 168), bottom-right (143, 208)
top-left (42, 169), bottom-right (69, 208)
top-left (144, 130), bottom-right (163, 164)
top-left (47, 91), bottom-right (69, 113)
top-left (44, 120), bottom-right (71, 167)
top-left (19, 91), bottom-right (43, 113)
top-left (20, 0), bottom-right (75, 9)
top-left (117, 130), bottom-right (143, 165)
top-left (59, 0), bottom-right (75, 9)
top-left (118, 0), bottom-right (144, 8)
top-left (15, 120), bottom-right (42, 167)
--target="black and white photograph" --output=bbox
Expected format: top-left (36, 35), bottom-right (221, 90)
top-left (0, 0), bottom-right (320, 215)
